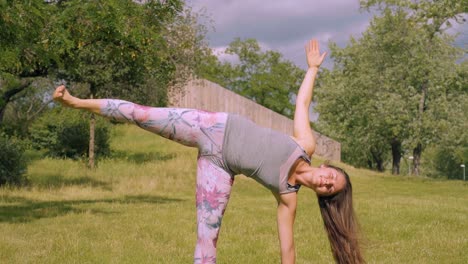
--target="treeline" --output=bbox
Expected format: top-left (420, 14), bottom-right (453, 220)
top-left (316, 0), bottom-right (467, 178)
top-left (1, 0), bottom-right (466, 185)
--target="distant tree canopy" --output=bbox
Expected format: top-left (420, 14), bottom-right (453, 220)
top-left (198, 38), bottom-right (305, 118)
top-left (316, 1), bottom-right (466, 176)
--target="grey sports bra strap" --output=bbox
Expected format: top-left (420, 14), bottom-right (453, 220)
top-left (301, 153), bottom-right (311, 164)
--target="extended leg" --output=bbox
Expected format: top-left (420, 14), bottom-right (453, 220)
top-left (194, 156), bottom-right (233, 264)
top-left (53, 85), bottom-right (227, 153)
top-left (98, 99), bottom-right (227, 153)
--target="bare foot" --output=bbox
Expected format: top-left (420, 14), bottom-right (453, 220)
top-left (53, 85), bottom-right (78, 108)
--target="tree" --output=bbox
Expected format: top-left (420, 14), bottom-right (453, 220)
top-left (0, 1), bottom-right (57, 126)
top-left (164, 6), bottom-right (212, 93)
top-left (1, 78), bottom-right (54, 137)
top-left (52, 0), bottom-right (183, 96)
top-left (429, 61), bottom-right (468, 178)
top-left (199, 38), bottom-right (305, 118)
top-left (1, 1), bottom-right (208, 169)
top-left (316, 7), bottom-right (464, 175)
top-left (360, 0), bottom-right (467, 175)
top-left (49, 0), bottom-right (183, 168)
top-left (316, 43), bottom-right (394, 171)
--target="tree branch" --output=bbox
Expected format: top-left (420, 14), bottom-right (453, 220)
top-left (2, 79), bottom-right (34, 104)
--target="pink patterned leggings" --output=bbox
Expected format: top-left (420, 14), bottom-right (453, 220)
top-left (99, 99), bottom-right (232, 264)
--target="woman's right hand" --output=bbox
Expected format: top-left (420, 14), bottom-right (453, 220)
top-left (53, 85), bottom-right (78, 108)
top-left (305, 39), bottom-right (327, 69)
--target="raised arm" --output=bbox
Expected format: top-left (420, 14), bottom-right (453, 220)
top-left (293, 40), bottom-right (327, 156)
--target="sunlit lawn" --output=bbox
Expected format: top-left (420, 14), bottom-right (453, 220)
top-left (1, 124), bottom-right (467, 263)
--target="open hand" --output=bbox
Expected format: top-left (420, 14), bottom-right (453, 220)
top-left (305, 39), bottom-right (327, 69)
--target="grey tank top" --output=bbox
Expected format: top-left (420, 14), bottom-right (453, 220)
top-left (222, 114), bottom-right (311, 194)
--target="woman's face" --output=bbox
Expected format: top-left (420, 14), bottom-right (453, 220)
top-left (314, 166), bottom-right (347, 196)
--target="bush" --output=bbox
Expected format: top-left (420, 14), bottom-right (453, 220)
top-left (434, 147), bottom-right (467, 180)
top-left (30, 107), bottom-right (111, 159)
top-left (424, 146), bottom-right (468, 179)
top-left (0, 133), bottom-right (27, 185)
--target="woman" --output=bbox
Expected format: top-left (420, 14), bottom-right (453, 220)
top-left (53, 40), bottom-right (364, 264)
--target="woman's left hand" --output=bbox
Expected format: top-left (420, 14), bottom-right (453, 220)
top-left (305, 39), bottom-right (327, 69)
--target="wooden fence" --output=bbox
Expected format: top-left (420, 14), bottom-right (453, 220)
top-left (169, 79), bottom-right (341, 161)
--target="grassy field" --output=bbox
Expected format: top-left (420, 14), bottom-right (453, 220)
top-left (1, 124), bottom-right (467, 264)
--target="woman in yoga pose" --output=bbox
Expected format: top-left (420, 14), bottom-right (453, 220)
top-left (53, 39), bottom-right (363, 264)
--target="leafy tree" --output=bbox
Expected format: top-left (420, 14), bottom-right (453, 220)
top-left (48, 0), bottom-right (183, 168)
top-left (1, 0), bottom-right (208, 169)
top-left (0, 1), bottom-right (57, 126)
top-left (428, 61), bottom-right (468, 178)
top-left (317, 62), bottom-right (391, 171)
top-left (359, 0), bottom-right (467, 175)
top-left (164, 6), bottom-right (212, 92)
top-left (199, 38), bottom-right (305, 118)
top-left (2, 78), bottom-right (55, 137)
top-left (51, 0), bottom-right (183, 97)
top-left (316, 7), bottom-right (464, 174)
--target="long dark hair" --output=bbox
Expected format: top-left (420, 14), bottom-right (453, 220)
top-left (318, 165), bottom-right (364, 264)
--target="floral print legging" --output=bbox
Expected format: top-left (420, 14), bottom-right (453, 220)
top-left (99, 99), bottom-right (233, 264)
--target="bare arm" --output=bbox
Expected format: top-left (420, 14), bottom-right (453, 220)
top-left (293, 40), bottom-right (327, 156)
top-left (276, 193), bottom-right (297, 264)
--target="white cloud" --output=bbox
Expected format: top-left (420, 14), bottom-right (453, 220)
top-left (211, 46), bottom-right (239, 64)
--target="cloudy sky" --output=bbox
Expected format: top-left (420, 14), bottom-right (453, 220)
top-left (187, 0), bottom-right (467, 69)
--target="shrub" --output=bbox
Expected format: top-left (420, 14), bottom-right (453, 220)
top-left (434, 147), bottom-right (467, 180)
top-left (30, 107), bottom-right (111, 159)
top-left (424, 146), bottom-right (468, 179)
top-left (0, 133), bottom-right (27, 185)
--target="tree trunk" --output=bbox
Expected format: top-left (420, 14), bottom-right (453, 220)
top-left (391, 138), bottom-right (402, 175)
top-left (88, 94), bottom-right (96, 169)
top-left (412, 143), bottom-right (422, 176)
top-left (371, 149), bottom-right (385, 172)
top-left (413, 81), bottom-right (428, 176)
top-left (375, 159), bottom-right (384, 172)
top-left (0, 106), bottom-right (6, 124)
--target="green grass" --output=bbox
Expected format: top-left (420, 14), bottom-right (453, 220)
top-left (1, 124), bottom-right (467, 263)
